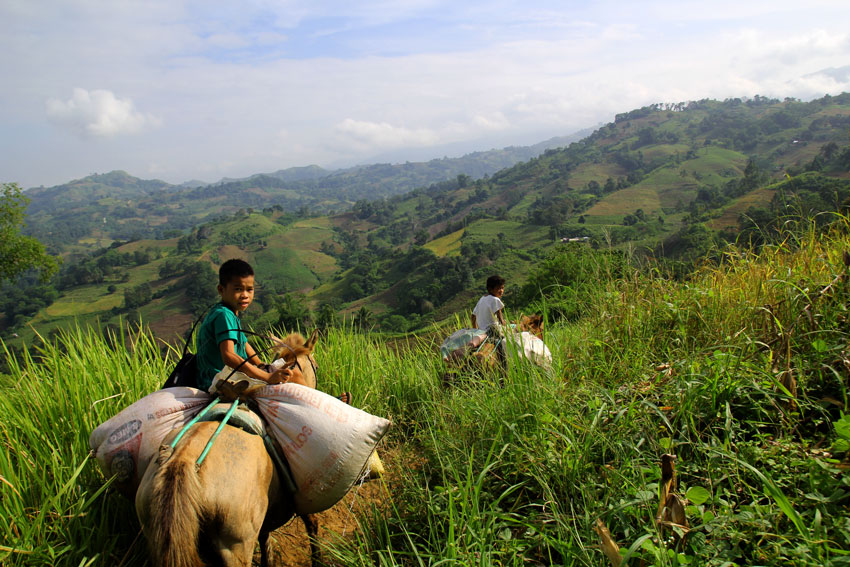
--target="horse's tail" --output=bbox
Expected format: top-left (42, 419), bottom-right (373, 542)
top-left (147, 455), bottom-right (204, 567)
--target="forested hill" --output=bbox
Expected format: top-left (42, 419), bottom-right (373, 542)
top-left (302, 94), bottom-right (850, 326)
top-left (5, 93), bottom-right (850, 344)
top-left (21, 133), bottom-right (586, 256)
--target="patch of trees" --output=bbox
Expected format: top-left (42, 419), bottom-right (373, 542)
top-left (631, 126), bottom-right (680, 150)
top-left (390, 236), bottom-right (507, 318)
top-left (396, 252), bottom-right (474, 316)
top-left (515, 244), bottom-right (628, 321)
top-left (180, 261), bottom-right (219, 316)
top-left (374, 219), bottom-right (415, 246)
top-left (0, 277), bottom-right (58, 329)
top-left (734, 172), bottom-right (850, 248)
top-left (124, 283), bottom-right (153, 309)
top-left (58, 247), bottom-right (155, 289)
top-left (3, 182), bottom-right (60, 282)
top-left (330, 228), bottom-right (363, 270)
top-left (176, 226), bottom-right (213, 254)
top-left (656, 223), bottom-right (716, 264)
top-left (793, 142), bottom-right (850, 176)
top-left (722, 159), bottom-right (769, 199)
top-left (275, 292), bottom-right (313, 331)
top-left (526, 195), bottom-right (578, 226)
top-left (615, 104), bottom-right (659, 123)
top-left (611, 148), bottom-right (645, 174)
top-left (352, 198), bottom-right (397, 222)
top-left (343, 257), bottom-right (381, 302)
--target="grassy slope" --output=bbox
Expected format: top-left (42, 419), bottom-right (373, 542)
top-left (425, 228), bottom-right (465, 256)
top-left (4, 218), bottom-right (850, 566)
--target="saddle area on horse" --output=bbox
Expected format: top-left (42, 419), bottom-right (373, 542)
top-left (440, 324), bottom-right (552, 367)
top-left (90, 383), bottom-right (390, 515)
top-left (189, 399), bottom-right (299, 496)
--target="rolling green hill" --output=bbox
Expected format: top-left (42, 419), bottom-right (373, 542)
top-left (21, 134), bottom-right (588, 257)
top-left (6, 94), bottom-right (850, 345)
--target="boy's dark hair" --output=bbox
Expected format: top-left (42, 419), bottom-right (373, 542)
top-left (486, 274), bottom-right (505, 292)
top-left (219, 259), bottom-right (254, 286)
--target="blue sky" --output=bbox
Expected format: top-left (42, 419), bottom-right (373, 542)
top-left (2, 0), bottom-right (849, 188)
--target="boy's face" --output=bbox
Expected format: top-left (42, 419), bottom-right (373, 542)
top-left (218, 275), bottom-right (255, 314)
top-left (489, 284), bottom-right (505, 298)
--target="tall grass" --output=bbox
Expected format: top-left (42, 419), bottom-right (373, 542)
top-left (3, 217), bottom-right (850, 566)
top-left (0, 324), bottom-right (166, 566)
top-left (333, 217), bottom-right (850, 566)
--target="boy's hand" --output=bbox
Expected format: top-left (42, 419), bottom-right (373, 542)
top-left (268, 365), bottom-right (295, 385)
top-left (267, 369), bottom-right (285, 385)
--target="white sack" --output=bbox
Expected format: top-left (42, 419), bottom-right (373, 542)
top-left (209, 365), bottom-right (267, 393)
top-left (251, 383), bottom-right (390, 514)
top-left (89, 387), bottom-right (211, 495)
top-left (505, 331), bottom-right (553, 367)
top-left (90, 383), bottom-right (390, 515)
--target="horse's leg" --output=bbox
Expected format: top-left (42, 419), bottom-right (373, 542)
top-left (259, 528), bottom-right (271, 567)
top-left (301, 514), bottom-right (321, 567)
top-left (256, 513), bottom-right (313, 567)
top-left (216, 538), bottom-right (257, 567)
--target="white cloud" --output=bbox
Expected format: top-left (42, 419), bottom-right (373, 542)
top-left (45, 88), bottom-right (161, 138)
top-left (333, 118), bottom-right (440, 152)
top-left (472, 113), bottom-right (510, 131)
top-left (3, 1), bottom-right (850, 187)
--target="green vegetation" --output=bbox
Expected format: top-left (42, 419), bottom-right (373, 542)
top-left (6, 95), bottom-right (850, 564)
top-left (4, 213), bottom-right (850, 565)
top-left (21, 138), bottom-right (583, 257)
top-left (6, 94), bottom-right (850, 346)
top-left (0, 182), bottom-right (59, 283)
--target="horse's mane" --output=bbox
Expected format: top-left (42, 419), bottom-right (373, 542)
top-left (275, 332), bottom-right (313, 361)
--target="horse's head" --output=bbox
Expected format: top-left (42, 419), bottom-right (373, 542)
top-left (518, 314), bottom-right (544, 339)
top-left (272, 329), bottom-right (319, 389)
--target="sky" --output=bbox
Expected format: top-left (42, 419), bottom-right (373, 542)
top-left (2, 1), bottom-right (850, 189)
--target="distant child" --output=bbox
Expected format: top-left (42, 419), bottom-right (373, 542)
top-left (196, 259), bottom-right (294, 392)
top-left (471, 274), bottom-right (506, 332)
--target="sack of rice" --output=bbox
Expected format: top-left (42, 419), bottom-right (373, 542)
top-left (439, 328), bottom-right (488, 361)
top-left (250, 383), bottom-right (390, 514)
top-left (89, 387), bottom-right (211, 496)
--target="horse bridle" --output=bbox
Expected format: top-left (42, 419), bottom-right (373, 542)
top-left (216, 329), bottom-right (319, 388)
top-left (273, 341), bottom-right (319, 388)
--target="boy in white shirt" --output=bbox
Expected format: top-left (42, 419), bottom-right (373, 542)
top-left (471, 275), bottom-right (506, 331)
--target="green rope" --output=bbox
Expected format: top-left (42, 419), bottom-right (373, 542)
top-left (196, 400), bottom-right (240, 467)
top-left (171, 396), bottom-right (220, 448)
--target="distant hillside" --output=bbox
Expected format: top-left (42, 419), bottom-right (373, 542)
top-left (7, 93), bottom-right (850, 343)
top-left (21, 134), bottom-right (587, 257)
top-left (234, 93), bottom-right (850, 325)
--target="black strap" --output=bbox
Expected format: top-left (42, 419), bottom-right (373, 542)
top-left (213, 328), bottom-right (307, 384)
top-left (181, 304), bottom-right (216, 358)
top-left (221, 339), bottom-right (281, 381)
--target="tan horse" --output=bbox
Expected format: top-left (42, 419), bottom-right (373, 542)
top-left (135, 331), bottom-right (321, 567)
top-left (465, 314), bottom-right (546, 373)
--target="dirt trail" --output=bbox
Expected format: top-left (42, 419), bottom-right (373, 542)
top-left (259, 473), bottom-right (389, 566)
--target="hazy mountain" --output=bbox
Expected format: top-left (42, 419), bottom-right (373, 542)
top-left (20, 130), bottom-right (595, 253)
top-left (7, 93), bottom-right (850, 343)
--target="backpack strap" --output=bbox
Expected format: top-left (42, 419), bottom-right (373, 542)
top-left (182, 303), bottom-right (216, 357)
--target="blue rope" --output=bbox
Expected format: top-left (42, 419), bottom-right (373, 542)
top-left (171, 396), bottom-right (220, 448)
top-left (196, 400), bottom-right (240, 467)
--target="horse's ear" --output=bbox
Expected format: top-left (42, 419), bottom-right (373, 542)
top-left (305, 329), bottom-right (319, 350)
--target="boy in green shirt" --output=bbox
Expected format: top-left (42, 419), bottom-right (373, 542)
top-left (196, 259), bottom-right (293, 391)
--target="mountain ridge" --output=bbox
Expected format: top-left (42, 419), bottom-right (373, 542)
top-left (6, 93), bottom-right (850, 343)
